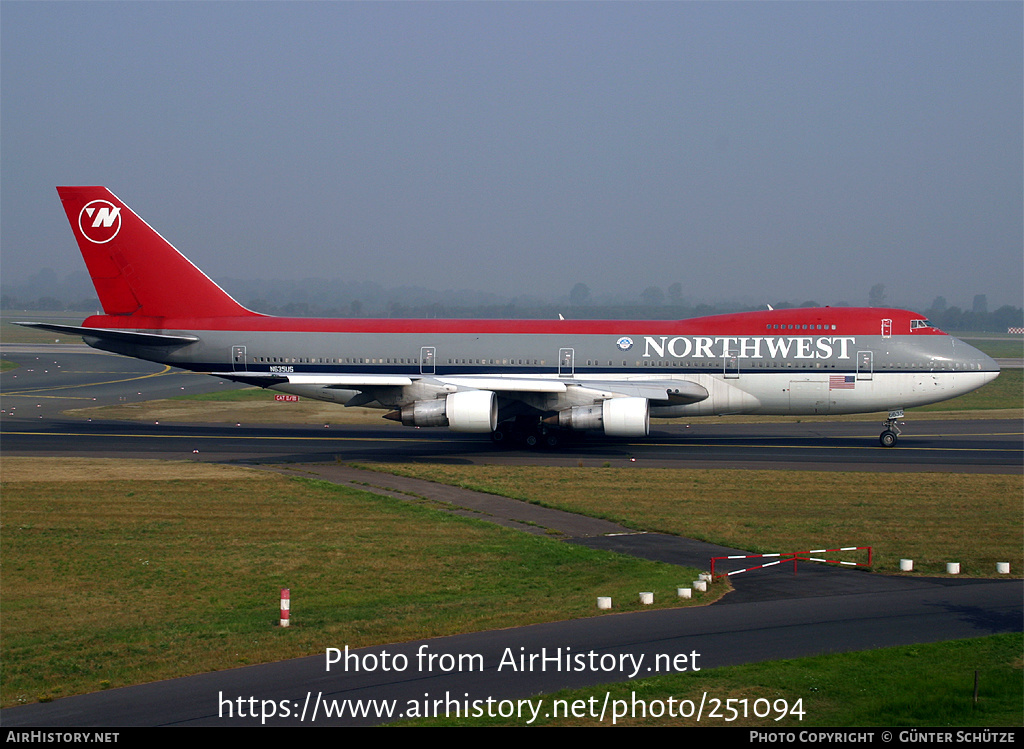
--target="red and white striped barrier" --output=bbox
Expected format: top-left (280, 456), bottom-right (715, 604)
top-left (711, 546), bottom-right (872, 578)
top-left (1007, 327), bottom-right (1024, 335)
top-left (280, 588), bottom-right (290, 627)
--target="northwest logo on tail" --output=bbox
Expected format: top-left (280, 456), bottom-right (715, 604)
top-left (78, 200), bottom-right (121, 244)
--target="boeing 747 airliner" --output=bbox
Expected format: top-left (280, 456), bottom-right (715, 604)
top-left (18, 187), bottom-right (1000, 448)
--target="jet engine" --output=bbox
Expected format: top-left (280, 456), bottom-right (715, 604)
top-left (550, 397), bottom-right (650, 437)
top-left (389, 390), bottom-right (497, 433)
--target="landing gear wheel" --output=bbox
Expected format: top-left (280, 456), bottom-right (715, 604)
top-left (879, 409), bottom-right (904, 448)
top-left (490, 429), bottom-right (506, 444)
top-left (524, 433), bottom-right (539, 448)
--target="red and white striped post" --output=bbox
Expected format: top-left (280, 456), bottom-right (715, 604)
top-left (710, 546), bottom-right (872, 578)
top-left (280, 588), bottom-right (290, 628)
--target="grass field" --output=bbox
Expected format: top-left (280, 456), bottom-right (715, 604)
top-left (1, 314), bottom-right (86, 344)
top-left (2, 457), bottom-right (1020, 717)
top-left (0, 458), bottom-right (712, 707)
top-left (364, 465), bottom-right (1022, 578)
top-left (962, 337), bottom-right (1024, 359)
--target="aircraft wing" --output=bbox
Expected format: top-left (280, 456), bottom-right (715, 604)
top-left (580, 379), bottom-right (708, 404)
top-left (214, 371), bottom-right (707, 405)
top-left (213, 372), bottom-right (414, 388)
top-left (436, 376), bottom-right (708, 404)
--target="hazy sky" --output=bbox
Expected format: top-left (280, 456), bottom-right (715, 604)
top-left (2, 1), bottom-right (1021, 310)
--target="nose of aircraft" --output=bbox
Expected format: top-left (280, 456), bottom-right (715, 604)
top-left (955, 337), bottom-right (1001, 388)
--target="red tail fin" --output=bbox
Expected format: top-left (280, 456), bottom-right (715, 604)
top-left (57, 186), bottom-right (257, 318)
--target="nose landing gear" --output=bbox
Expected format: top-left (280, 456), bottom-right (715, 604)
top-left (879, 409), bottom-right (904, 447)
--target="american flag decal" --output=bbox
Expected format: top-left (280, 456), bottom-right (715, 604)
top-left (829, 375), bottom-right (855, 390)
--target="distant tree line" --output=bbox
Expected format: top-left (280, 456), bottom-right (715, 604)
top-left (922, 295), bottom-right (1022, 333)
top-left (3, 271), bottom-right (1021, 332)
top-left (5, 291), bottom-right (1020, 332)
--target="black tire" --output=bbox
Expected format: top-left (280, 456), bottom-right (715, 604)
top-left (879, 430), bottom-right (898, 448)
top-left (524, 433), bottom-right (539, 448)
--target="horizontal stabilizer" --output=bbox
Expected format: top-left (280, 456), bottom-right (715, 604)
top-left (14, 322), bottom-right (198, 346)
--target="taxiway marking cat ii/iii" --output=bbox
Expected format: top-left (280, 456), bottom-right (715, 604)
top-left (19, 187), bottom-right (999, 447)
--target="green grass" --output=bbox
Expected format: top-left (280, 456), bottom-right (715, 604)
top-left (1, 314), bottom-right (85, 344)
top-left (2, 458), bottom-right (1020, 726)
top-left (963, 338), bottom-right (1024, 359)
top-left (0, 461), bottom-right (708, 706)
top-left (0, 359), bottom-right (17, 373)
top-left (167, 386), bottom-right (267, 401)
top-left (363, 466), bottom-right (1022, 578)
top-left (400, 633), bottom-right (1023, 726)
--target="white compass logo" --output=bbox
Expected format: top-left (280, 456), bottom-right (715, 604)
top-left (78, 200), bottom-right (122, 244)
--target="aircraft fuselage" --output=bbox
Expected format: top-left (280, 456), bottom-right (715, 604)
top-left (78, 309), bottom-right (998, 419)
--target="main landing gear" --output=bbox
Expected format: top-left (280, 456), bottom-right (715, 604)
top-left (490, 417), bottom-right (571, 449)
top-left (879, 409), bottom-right (904, 447)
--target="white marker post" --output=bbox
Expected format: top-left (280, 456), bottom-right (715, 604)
top-left (280, 588), bottom-right (290, 628)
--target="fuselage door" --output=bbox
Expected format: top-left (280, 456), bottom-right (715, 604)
top-left (558, 348), bottom-right (575, 378)
top-left (881, 318), bottom-right (892, 338)
top-left (420, 346), bottom-right (436, 375)
top-left (723, 354), bottom-right (739, 379)
top-left (232, 345), bottom-right (247, 372)
top-left (856, 350), bottom-right (873, 381)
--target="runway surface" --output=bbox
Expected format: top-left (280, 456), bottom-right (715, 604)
top-left (1, 344), bottom-right (1021, 725)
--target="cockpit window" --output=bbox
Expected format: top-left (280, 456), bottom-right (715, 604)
top-left (910, 319), bottom-right (932, 330)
